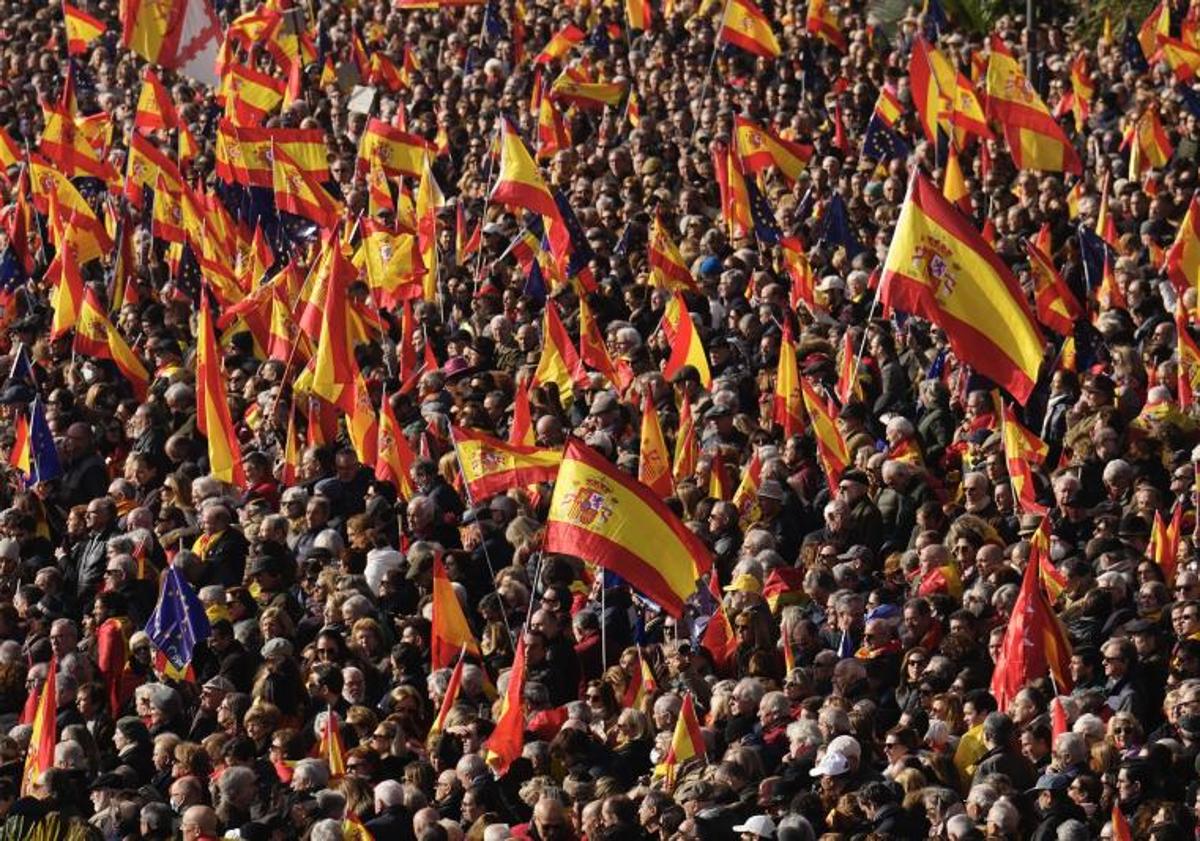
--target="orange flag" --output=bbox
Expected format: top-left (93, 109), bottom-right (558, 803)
top-left (1111, 802), bottom-right (1133, 841)
top-left (484, 637), bottom-right (528, 776)
top-left (545, 439), bottom-right (711, 617)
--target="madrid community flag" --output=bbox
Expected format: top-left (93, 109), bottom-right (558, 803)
top-left (451, 426), bottom-right (563, 499)
top-left (879, 172), bottom-right (1045, 404)
top-left (545, 439), bottom-right (712, 617)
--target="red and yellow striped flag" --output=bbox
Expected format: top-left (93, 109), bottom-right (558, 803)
top-left (805, 0), bottom-right (844, 51)
top-left (1166, 196), bottom-right (1200, 296)
top-left (532, 301), bottom-right (586, 407)
top-left (659, 693), bottom-right (705, 790)
top-left (545, 439), bottom-right (712, 617)
top-left (800, 378), bottom-right (850, 494)
top-left (20, 658), bottom-right (55, 796)
top-left (376, 392), bottom-right (418, 500)
top-left (74, 289), bottom-right (150, 400)
top-left (451, 426), bottom-right (563, 499)
top-left (64, 3), bottom-right (105, 56)
top-left (484, 637), bottom-right (527, 776)
top-left (197, 294), bottom-right (246, 487)
top-left (734, 116), bottom-right (812, 184)
top-left (491, 117), bottom-right (559, 221)
top-left (879, 172), bottom-right (1044, 404)
top-left (648, 213), bottom-right (696, 291)
top-left (639, 391), bottom-right (674, 498)
top-left (431, 551), bottom-right (485, 668)
top-left (662, 293), bottom-right (711, 388)
top-left (673, 397), bottom-right (698, 484)
top-left (773, 323), bottom-right (804, 437)
top-left (721, 0), bottom-right (780, 58)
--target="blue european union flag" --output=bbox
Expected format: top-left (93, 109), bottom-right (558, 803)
top-left (817, 193), bottom-right (864, 258)
top-left (145, 565), bottom-right (211, 676)
top-left (25, 398), bottom-right (60, 485)
top-left (746, 177), bottom-right (781, 246)
top-left (1123, 18), bottom-right (1149, 73)
top-left (1180, 84), bottom-right (1200, 120)
top-left (922, 0), bottom-right (947, 42)
top-left (524, 258), bottom-right (547, 304)
top-left (484, 0), bottom-right (507, 39)
top-left (862, 114), bottom-right (910, 162)
top-left (1077, 224), bottom-right (1109, 294)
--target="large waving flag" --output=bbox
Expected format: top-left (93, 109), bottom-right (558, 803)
top-left (135, 67), bottom-right (179, 132)
top-left (145, 564), bottom-right (211, 681)
top-left (880, 172), bottom-right (1045, 404)
top-left (661, 294), bottom-right (711, 388)
top-left (310, 240), bottom-right (359, 413)
top-left (120, 0), bottom-right (221, 87)
top-left (545, 438), bottom-right (712, 617)
top-left (910, 37), bottom-right (943, 146)
top-left (986, 38), bottom-right (1083, 174)
top-left (273, 143), bottom-right (343, 229)
top-left (20, 658), bottom-right (55, 795)
top-left (491, 117), bottom-right (560, 221)
top-left (74, 289), bottom-right (150, 400)
top-left (1126, 106), bottom-right (1173, 178)
top-left (451, 426), bottom-right (563, 499)
top-left (534, 23), bottom-right (585, 64)
top-left (64, 3), bottom-right (106, 55)
top-left (9, 398), bottom-right (62, 486)
top-left (484, 637), bottom-right (527, 776)
top-left (720, 0), bottom-right (780, 58)
top-left (196, 294), bottom-right (246, 487)
top-left (357, 118), bottom-right (433, 178)
top-left (638, 391), bottom-right (675, 498)
top-left (990, 532), bottom-right (1073, 709)
top-left (430, 551), bottom-right (484, 669)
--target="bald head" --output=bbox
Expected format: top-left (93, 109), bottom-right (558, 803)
top-left (181, 805), bottom-right (217, 835)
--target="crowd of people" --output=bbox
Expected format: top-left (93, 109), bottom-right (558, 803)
top-left (0, 0), bottom-right (1195, 839)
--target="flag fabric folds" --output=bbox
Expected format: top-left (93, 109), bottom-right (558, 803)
top-left (451, 426), bottom-right (563, 499)
top-left (545, 438), bottom-right (712, 617)
top-left (74, 289), bottom-right (151, 400)
top-left (196, 295), bottom-right (247, 487)
top-left (20, 658), bottom-right (55, 795)
top-left (430, 551), bottom-right (485, 669)
top-left (484, 637), bottom-right (527, 776)
top-left (879, 172), bottom-right (1045, 404)
top-left (64, 3), bottom-right (106, 55)
top-left (145, 564), bottom-right (211, 681)
top-left (720, 0), bottom-right (780, 58)
top-left (491, 117), bottom-right (560, 221)
top-left (660, 693), bottom-right (705, 790)
top-left (9, 398), bottom-right (62, 486)
top-left (638, 391), bottom-right (675, 498)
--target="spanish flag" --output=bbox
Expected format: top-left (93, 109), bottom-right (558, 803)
top-left (197, 294), bottom-right (246, 487)
top-left (74, 289), bottom-right (150, 400)
top-left (47, 209), bottom-right (85, 342)
top-left (375, 392), bottom-right (418, 499)
top-left (909, 36), bottom-right (943, 146)
top-left (805, 0), bottom-right (845, 52)
top-left (924, 39), bottom-right (992, 142)
top-left (835, 331), bottom-right (863, 405)
top-left (317, 709), bottom-right (346, 778)
top-left (733, 116), bottom-right (812, 184)
top-left (1001, 402), bottom-right (1047, 515)
top-left (627, 0), bottom-right (651, 31)
top-left (648, 214), bottom-right (696, 291)
top-left (800, 378), bottom-right (850, 494)
top-left (20, 657), bottom-right (55, 796)
top-left (358, 118), bottom-right (434, 178)
top-left (1112, 803), bottom-right (1134, 841)
top-left (673, 397), bottom-right (698, 484)
top-left (1139, 0), bottom-right (1171, 60)
top-left (990, 534), bottom-right (1073, 710)
top-left (311, 240), bottom-right (359, 413)
top-left (1027, 226), bottom-right (1082, 336)
top-left (0, 124), bottom-right (19, 173)
top-left (536, 92), bottom-right (572, 160)
top-left (700, 573), bottom-right (737, 675)
top-left (1031, 517), bottom-right (1066, 602)
top-left (638, 391), bottom-right (675, 498)
top-left (1166, 196), bottom-right (1200, 296)
top-left (416, 151), bottom-right (443, 303)
top-left (1178, 300), bottom-right (1200, 411)
top-left (273, 143), bottom-right (342, 229)
top-left (879, 171), bottom-right (1044, 405)
top-left (491, 117), bottom-right (560, 222)
top-left (64, 3), bottom-right (105, 56)
top-left (546, 438), bottom-right (712, 617)
top-left (484, 637), bottom-right (527, 776)
top-left (359, 219), bottom-right (423, 304)
top-left (431, 549), bottom-right (485, 667)
top-left (427, 647), bottom-right (467, 746)
top-left (451, 426), bottom-right (563, 499)
top-left (985, 37), bottom-right (1083, 175)
top-left (579, 296), bottom-right (619, 385)
top-left (659, 693), bottom-right (705, 790)
top-left (782, 237), bottom-right (816, 312)
top-left (225, 62), bottom-right (284, 126)
top-left (662, 293), bottom-right (711, 388)
top-left (942, 146), bottom-right (970, 213)
top-left (135, 67), bottom-right (179, 132)
top-left (1149, 508), bottom-right (1181, 584)
top-left (1162, 36), bottom-right (1200, 80)
top-left (714, 143), bottom-right (751, 240)
top-left (1126, 107), bottom-right (1173, 178)
top-left (720, 0), bottom-right (780, 58)
top-left (731, 449), bottom-right (762, 527)
top-left (39, 104), bottom-right (116, 183)
top-left (773, 323), bottom-right (804, 438)
top-left (9, 398), bottom-right (61, 486)
top-left (550, 69), bottom-right (626, 111)
top-left (534, 23), bottom-right (585, 64)
top-left (532, 301), bottom-right (586, 406)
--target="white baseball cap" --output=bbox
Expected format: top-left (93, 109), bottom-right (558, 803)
top-left (732, 815), bottom-right (777, 838)
top-left (809, 750), bottom-right (850, 777)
